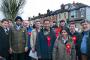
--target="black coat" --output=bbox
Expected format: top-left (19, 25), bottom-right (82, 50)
top-left (0, 26), bottom-right (10, 58)
top-left (36, 29), bottom-right (56, 59)
top-left (69, 31), bottom-right (81, 60)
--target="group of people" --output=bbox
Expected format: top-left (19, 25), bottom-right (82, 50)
top-left (0, 16), bottom-right (90, 60)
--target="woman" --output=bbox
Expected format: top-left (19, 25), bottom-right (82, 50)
top-left (53, 28), bottom-right (76, 60)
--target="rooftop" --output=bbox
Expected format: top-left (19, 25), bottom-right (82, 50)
top-left (31, 2), bottom-right (90, 20)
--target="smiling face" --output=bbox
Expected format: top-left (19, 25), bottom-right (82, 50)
top-left (23, 20), bottom-right (30, 28)
top-left (43, 20), bottom-right (50, 30)
top-left (81, 22), bottom-right (89, 31)
top-left (8, 20), bottom-right (13, 27)
top-left (16, 19), bottom-right (22, 25)
top-left (69, 24), bottom-right (76, 32)
top-left (2, 21), bottom-right (9, 29)
top-left (61, 29), bottom-right (68, 37)
top-left (60, 21), bottom-right (65, 27)
top-left (35, 21), bottom-right (41, 29)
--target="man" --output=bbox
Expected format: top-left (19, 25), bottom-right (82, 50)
top-left (78, 20), bottom-right (90, 60)
top-left (30, 21), bottom-right (41, 59)
top-left (8, 19), bottom-right (13, 28)
top-left (23, 20), bottom-right (32, 49)
top-left (69, 21), bottom-right (81, 60)
top-left (59, 20), bottom-right (69, 32)
top-left (36, 19), bottom-right (56, 60)
top-left (10, 16), bottom-right (28, 60)
top-left (50, 21), bottom-right (58, 31)
top-left (0, 19), bottom-right (10, 60)
top-left (23, 20), bottom-right (32, 60)
top-left (31, 21), bottom-right (41, 51)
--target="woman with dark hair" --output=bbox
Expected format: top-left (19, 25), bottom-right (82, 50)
top-left (53, 28), bottom-right (76, 60)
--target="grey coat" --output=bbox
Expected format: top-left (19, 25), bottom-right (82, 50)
top-left (53, 36), bottom-right (76, 60)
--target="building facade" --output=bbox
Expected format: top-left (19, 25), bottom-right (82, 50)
top-left (30, 2), bottom-right (90, 26)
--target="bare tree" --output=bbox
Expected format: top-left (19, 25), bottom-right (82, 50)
top-left (1, 0), bottom-right (25, 22)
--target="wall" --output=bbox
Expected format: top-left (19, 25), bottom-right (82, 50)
top-left (86, 7), bottom-right (90, 21)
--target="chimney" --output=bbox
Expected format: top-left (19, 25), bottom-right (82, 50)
top-left (61, 4), bottom-right (65, 10)
top-left (73, 1), bottom-right (75, 4)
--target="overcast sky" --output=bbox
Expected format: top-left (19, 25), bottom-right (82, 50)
top-left (0, 0), bottom-right (90, 20)
top-left (21, 0), bottom-right (90, 20)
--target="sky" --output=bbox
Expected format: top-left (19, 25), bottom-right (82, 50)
top-left (21, 0), bottom-right (90, 20)
top-left (0, 0), bottom-right (90, 20)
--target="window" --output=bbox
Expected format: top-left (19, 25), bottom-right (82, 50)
top-left (80, 8), bottom-right (85, 17)
top-left (70, 10), bottom-right (77, 18)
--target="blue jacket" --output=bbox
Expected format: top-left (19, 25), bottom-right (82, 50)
top-left (27, 27), bottom-right (32, 48)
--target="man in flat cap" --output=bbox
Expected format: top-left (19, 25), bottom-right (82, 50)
top-left (59, 20), bottom-right (69, 33)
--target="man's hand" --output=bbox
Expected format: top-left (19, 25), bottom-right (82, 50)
top-left (32, 48), bottom-right (35, 52)
top-left (0, 56), bottom-right (2, 58)
top-left (25, 47), bottom-right (28, 52)
top-left (9, 48), bottom-right (13, 54)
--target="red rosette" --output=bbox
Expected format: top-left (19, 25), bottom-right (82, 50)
top-left (47, 36), bottom-right (51, 47)
top-left (66, 43), bottom-right (71, 55)
top-left (72, 36), bottom-right (77, 44)
top-left (56, 33), bottom-right (59, 38)
top-left (66, 43), bottom-right (71, 49)
top-left (27, 32), bottom-right (31, 36)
